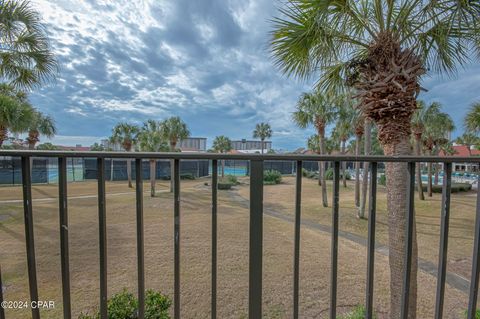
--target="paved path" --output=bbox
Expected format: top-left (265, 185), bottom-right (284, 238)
top-left (227, 190), bottom-right (471, 295)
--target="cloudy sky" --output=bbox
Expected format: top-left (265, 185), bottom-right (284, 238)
top-left (30, 0), bottom-right (480, 150)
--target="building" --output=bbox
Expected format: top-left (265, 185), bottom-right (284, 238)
top-left (439, 145), bottom-right (480, 172)
top-left (177, 137), bottom-right (207, 152)
top-left (231, 139), bottom-right (272, 153)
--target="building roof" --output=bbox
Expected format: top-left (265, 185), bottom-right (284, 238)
top-left (439, 145), bottom-right (480, 157)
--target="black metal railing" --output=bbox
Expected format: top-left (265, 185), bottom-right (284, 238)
top-left (1, 150), bottom-right (480, 319)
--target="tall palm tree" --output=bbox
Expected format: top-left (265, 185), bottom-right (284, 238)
top-left (252, 122), bottom-right (272, 154)
top-left (110, 123), bottom-right (139, 188)
top-left (0, 84), bottom-right (33, 146)
top-left (25, 110), bottom-right (56, 149)
top-left (293, 91), bottom-right (337, 207)
top-left (456, 133), bottom-right (479, 156)
top-left (353, 111), bottom-right (363, 208)
top-left (270, 2), bottom-right (479, 316)
top-left (422, 107), bottom-right (455, 196)
top-left (160, 116), bottom-right (190, 192)
top-left (465, 102), bottom-right (480, 133)
top-left (411, 101), bottom-right (428, 200)
top-left (333, 104), bottom-right (354, 187)
top-left (212, 135), bottom-right (232, 178)
top-left (138, 120), bottom-right (169, 197)
top-left (359, 118), bottom-right (372, 219)
top-left (0, 0), bottom-right (58, 89)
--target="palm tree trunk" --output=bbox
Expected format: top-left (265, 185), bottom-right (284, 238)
top-left (150, 159), bottom-right (156, 197)
top-left (169, 141), bottom-right (176, 192)
top-left (354, 134), bottom-right (362, 207)
top-left (261, 139), bottom-right (264, 154)
top-left (415, 137), bottom-right (425, 200)
top-left (384, 137), bottom-right (418, 319)
top-left (0, 126), bottom-right (7, 147)
top-left (341, 140), bottom-right (347, 188)
top-left (318, 133), bottom-right (328, 207)
top-left (127, 159), bottom-right (133, 188)
top-left (434, 163), bottom-right (439, 185)
top-left (427, 149), bottom-right (433, 197)
top-left (359, 119), bottom-right (371, 219)
top-left (221, 159), bottom-right (225, 178)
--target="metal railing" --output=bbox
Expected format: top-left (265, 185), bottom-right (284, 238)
top-left (1, 150), bottom-right (480, 319)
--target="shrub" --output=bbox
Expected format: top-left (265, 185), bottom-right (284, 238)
top-left (379, 174), bottom-right (386, 186)
top-left (218, 182), bottom-right (233, 190)
top-left (144, 290), bottom-right (171, 319)
top-left (325, 168), bottom-right (351, 180)
top-left (107, 289), bottom-right (138, 319)
top-left (180, 173), bottom-right (195, 180)
top-left (464, 309), bottom-right (480, 319)
top-left (79, 289), bottom-right (171, 319)
top-left (264, 170), bottom-right (282, 185)
top-left (337, 305), bottom-right (373, 319)
top-left (421, 183), bottom-right (473, 193)
top-left (226, 175), bottom-right (239, 185)
top-left (301, 168), bottom-right (309, 177)
top-left (161, 174), bottom-right (196, 180)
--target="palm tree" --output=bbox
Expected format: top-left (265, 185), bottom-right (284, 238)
top-left (110, 123), bottom-right (139, 188)
top-left (0, 84), bottom-right (33, 146)
top-left (353, 112), bottom-right (364, 208)
top-left (359, 118), bottom-right (372, 219)
top-left (25, 110), bottom-right (56, 149)
top-left (293, 91), bottom-right (337, 207)
top-left (160, 116), bottom-right (190, 192)
top-left (138, 120), bottom-right (169, 197)
top-left (252, 123), bottom-right (272, 154)
top-left (411, 101), bottom-right (428, 200)
top-left (456, 133), bottom-right (479, 156)
top-left (422, 104), bottom-right (455, 197)
top-left (270, 2), bottom-right (479, 316)
top-left (465, 102), bottom-right (480, 133)
top-left (333, 104), bottom-right (354, 187)
top-left (0, 0), bottom-right (58, 89)
top-left (212, 135), bottom-right (232, 178)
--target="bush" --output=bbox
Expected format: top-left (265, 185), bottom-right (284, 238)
top-left (264, 170), bottom-right (282, 185)
top-left (226, 175), bottom-right (239, 185)
top-left (379, 174), bottom-right (386, 186)
top-left (161, 174), bottom-right (196, 180)
top-left (218, 182), bottom-right (233, 190)
top-left (325, 168), bottom-right (351, 180)
top-left (79, 289), bottom-right (171, 319)
top-left (337, 305), bottom-right (373, 319)
top-left (421, 183), bottom-right (473, 193)
top-left (144, 290), bottom-right (171, 319)
top-left (464, 309), bottom-right (480, 319)
top-left (301, 168), bottom-right (309, 177)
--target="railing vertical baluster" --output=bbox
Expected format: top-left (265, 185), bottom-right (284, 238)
top-left (401, 162), bottom-right (416, 319)
top-left (211, 160), bottom-right (218, 319)
top-left (330, 161), bottom-right (340, 319)
top-left (0, 265), bottom-right (5, 319)
top-left (58, 157), bottom-right (71, 319)
top-left (365, 162), bottom-right (377, 319)
top-left (97, 157), bottom-right (107, 319)
top-left (467, 174), bottom-right (480, 319)
top-left (293, 161), bottom-right (302, 319)
top-left (21, 156), bottom-right (40, 319)
top-left (174, 159), bottom-right (181, 319)
top-left (434, 162), bottom-right (452, 319)
top-left (249, 160), bottom-right (263, 319)
top-left (135, 159), bottom-right (145, 319)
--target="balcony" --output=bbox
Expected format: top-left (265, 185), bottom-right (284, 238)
top-left (1, 150), bottom-right (480, 319)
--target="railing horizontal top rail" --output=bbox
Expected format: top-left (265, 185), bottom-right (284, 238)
top-left (1, 150), bottom-right (479, 163)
